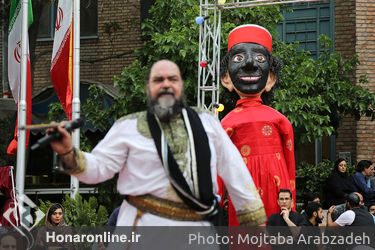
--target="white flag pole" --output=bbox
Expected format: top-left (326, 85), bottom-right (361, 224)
top-left (15, 0), bottom-right (29, 209)
top-left (71, 0), bottom-right (80, 198)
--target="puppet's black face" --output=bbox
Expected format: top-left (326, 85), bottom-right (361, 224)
top-left (228, 43), bottom-right (270, 95)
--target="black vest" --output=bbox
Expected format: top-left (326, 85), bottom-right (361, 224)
top-left (349, 208), bottom-right (374, 226)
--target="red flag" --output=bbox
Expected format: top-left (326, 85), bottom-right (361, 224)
top-left (51, 0), bottom-right (73, 120)
top-left (7, 0), bottom-right (33, 156)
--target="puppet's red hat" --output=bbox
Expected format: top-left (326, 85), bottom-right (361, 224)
top-left (227, 24), bottom-right (272, 53)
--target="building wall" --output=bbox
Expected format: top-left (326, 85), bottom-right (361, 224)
top-left (355, 0), bottom-right (375, 163)
top-left (32, 0), bottom-right (143, 95)
top-left (334, 0), bottom-right (358, 164)
top-left (335, 0), bottom-right (375, 165)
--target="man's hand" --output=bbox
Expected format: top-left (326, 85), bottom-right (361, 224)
top-left (47, 122), bottom-right (73, 156)
top-left (280, 208), bottom-right (290, 220)
top-left (328, 205), bottom-right (335, 214)
top-left (280, 208), bottom-right (296, 227)
top-left (327, 205), bottom-right (339, 227)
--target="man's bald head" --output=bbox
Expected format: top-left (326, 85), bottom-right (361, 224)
top-left (147, 60), bottom-right (182, 83)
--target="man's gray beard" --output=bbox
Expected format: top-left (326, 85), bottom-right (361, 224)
top-left (147, 96), bottom-right (184, 122)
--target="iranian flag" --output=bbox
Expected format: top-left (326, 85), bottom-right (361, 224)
top-left (7, 0), bottom-right (33, 156)
top-left (51, 0), bottom-right (73, 120)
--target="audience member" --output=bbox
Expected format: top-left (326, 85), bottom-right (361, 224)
top-left (368, 203), bottom-right (375, 224)
top-left (330, 192), bottom-right (365, 221)
top-left (327, 192), bottom-right (374, 226)
top-left (370, 167), bottom-right (375, 187)
top-left (300, 202), bottom-right (324, 226)
top-left (35, 203), bottom-right (73, 250)
top-left (107, 206), bottom-right (120, 226)
top-left (352, 160), bottom-right (375, 206)
top-left (267, 189), bottom-right (303, 226)
top-left (301, 192), bottom-right (320, 214)
top-left (325, 158), bottom-right (354, 207)
top-left (0, 233), bottom-right (16, 250)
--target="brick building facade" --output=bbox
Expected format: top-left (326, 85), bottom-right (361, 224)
top-left (335, 0), bottom-right (375, 164)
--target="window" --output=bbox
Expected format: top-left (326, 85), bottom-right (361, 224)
top-left (37, 0), bottom-right (97, 40)
top-left (276, 1), bottom-right (334, 59)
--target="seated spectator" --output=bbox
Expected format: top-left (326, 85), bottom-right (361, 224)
top-left (267, 189), bottom-right (304, 226)
top-left (35, 203), bottom-right (73, 250)
top-left (0, 233), bottom-right (16, 250)
top-left (330, 192), bottom-right (365, 221)
top-left (303, 192), bottom-right (320, 209)
top-left (370, 167), bottom-right (375, 187)
top-left (300, 202), bottom-right (324, 226)
top-left (107, 206), bottom-right (120, 226)
top-left (325, 158), bottom-right (354, 207)
top-left (352, 160), bottom-right (375, 206)
top-left (368, 203), bottom-right (375, 224)
top-left (301, 192), bottom-right (320, 215)
top-left (327, 192), bottom-right (374, 226)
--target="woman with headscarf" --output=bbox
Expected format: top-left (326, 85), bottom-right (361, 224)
top-left (325, 158), bottom-right (354, 207)
top-left (35, 203), bottom-right (74, 250)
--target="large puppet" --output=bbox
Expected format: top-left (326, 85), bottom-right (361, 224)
top-left (218, 24), bottom-right (295, 225)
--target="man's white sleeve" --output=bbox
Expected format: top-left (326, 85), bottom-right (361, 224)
top-left (335, 210), bottom-right (355, 226)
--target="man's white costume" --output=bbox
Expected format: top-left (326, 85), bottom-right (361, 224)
top-left (67, 109), bottom-right (266, 226)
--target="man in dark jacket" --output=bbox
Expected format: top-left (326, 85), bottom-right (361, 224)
top-left (352, 160), bottom-right (375, 206)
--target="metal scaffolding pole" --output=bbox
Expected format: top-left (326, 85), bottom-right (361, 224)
top-left (197, 0), bottom-right (327, 112)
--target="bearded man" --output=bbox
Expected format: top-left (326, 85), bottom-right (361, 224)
top-left (48, 59), bottom-right (266, 226)
top-left (301, 202), bottom-right (324, 226)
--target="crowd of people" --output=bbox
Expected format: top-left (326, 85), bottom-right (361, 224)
top-left (267, 187), bottom-right (375, 229)
top-left (265, 157), bottom-right (375, 228)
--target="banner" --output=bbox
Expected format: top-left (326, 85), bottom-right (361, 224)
top-left (51, 0), bottom-right (73, 120)
top-left (7, 0), bottom-right (33, 156)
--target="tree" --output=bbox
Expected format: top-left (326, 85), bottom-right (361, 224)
top-left (89, 0), bottom-right (375, 145)
top-left (272, 35), bottom-right (375, 143)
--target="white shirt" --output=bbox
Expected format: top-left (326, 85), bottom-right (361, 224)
top-left (335, 210), bottom-right (355, 226)
top-left (74, 110), bottom-right (264, 226)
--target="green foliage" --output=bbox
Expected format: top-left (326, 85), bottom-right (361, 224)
top-left (295, 160), bottom-right (356, 205)
top-left (48, 102), bottom-right (65, 122)
top-left (111, 60), bottom-right (148, 118)
top-left (36, 194), bottom-right (108, 227)
top-left (273, 35), bottom-right (375, 144)
top-left (81, 85), bottom-right (109, 133)
top-left (62, 193), bottom-right (108, 226)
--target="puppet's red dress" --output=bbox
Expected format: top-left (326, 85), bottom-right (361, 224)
top-left (219, 96), bottom-right (295, 225)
